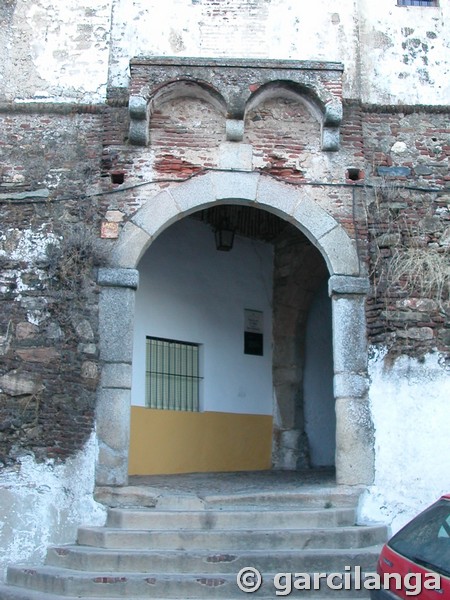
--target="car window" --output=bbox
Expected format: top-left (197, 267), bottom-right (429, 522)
top-left (438, 514), bottom-right (450, 538)
top-left (388, 499), bottom-right (450, 577)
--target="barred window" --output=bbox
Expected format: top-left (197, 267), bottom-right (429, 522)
top-left (397, 0), bottom-right (438, 6)
top-left (145, 337), bottom-right (201, 411)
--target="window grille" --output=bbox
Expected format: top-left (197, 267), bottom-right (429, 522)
top-left (397, 0), bottom-right (438, 6)
top-left (145, 337), bottom-right (201, 411)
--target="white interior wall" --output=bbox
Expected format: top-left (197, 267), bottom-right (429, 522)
top-left (132, 217), bottom-right (274, 415)
top-left (303, 281), bottom-right (336, 467)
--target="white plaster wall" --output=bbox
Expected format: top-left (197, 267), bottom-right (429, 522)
top-left (303, 282), bottom-right (336, 467)
top-left (358, 0), bottom-right (449, 105)
top-left (0, 432), bottom-right (106, 581)
top-left (0, 0), bottom-right (113, 103)
top-left (359, 349), bottom-right (450, 534)
top-left (108, 0), bottom-right (360, 97)
top-left (132, 217), bottom-right (274, 415)
top-left (2, 0), bottom-right (448, 104)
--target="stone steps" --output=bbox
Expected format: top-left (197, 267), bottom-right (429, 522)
top-left (0, 487), bottom-right (386, 599)
top-left (5, 566), bottom-right (374, 598)
top-left (76, 523), bottom-right (386, 551)
top-left (105, 506), bottom-right (357, 529)
top-left (45, 545), bottom-right (382, 573)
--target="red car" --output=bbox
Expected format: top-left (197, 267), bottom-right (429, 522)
top-left (371, 494), bottom-right (450, 599)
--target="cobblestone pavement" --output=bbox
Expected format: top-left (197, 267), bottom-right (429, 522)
top-left (128, 468), bottom-right (338, 496)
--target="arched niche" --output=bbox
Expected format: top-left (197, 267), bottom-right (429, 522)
top-left (128, 57), bottom-right (343, 150)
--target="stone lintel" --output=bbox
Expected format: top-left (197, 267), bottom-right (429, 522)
top-left (98, 268), bottom-right (139, 290)
top-left (130, 57), bottom-right (344, 71)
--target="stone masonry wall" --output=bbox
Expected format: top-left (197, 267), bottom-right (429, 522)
top-left (358, 107), bottom-right (449, 360)
top-left (0, 106), bottom-right (105, 466)
top-left (0, 93), bottom-right (448, 467)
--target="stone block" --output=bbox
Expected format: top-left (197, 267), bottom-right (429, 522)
top-left (81, 361), bottom-right (98, 380)
top-left (128, 95), bottom-right (149, 146)
top-left (375, 233), bottom-right (401, 248)
top-left (332, 295), bottom-right (368, 373)
top-left (15, 347), bottom-right (59, 363)
top-left (15, 322), bottom-right (38, 340)
top-left (255, 176), bottom-right (300, 218)
top-left (324, 101), bottom-right (343, 126)
top-left (96, 388), bottom-right (131, 453)
top-left (168, 173), bottom-right (216, 213)
top-left (211, 170), bottom-right (260, 202)
top-left (109, 221), bottom-right (151, 269)
top-left (97, 267), bottom-right (139, 290)
top-left (335, 397), bottom-right (375, 485)
top-left (99, 286), bottom-right (136, 363)
top-left (218, 142), bottom-right (252, 171)
top-left (396, 327), bottom-right (434, 340)
top-left (0, 188), bottom-right (49, 202)
top-left (77, 343), bottom-right (97, 355)
top-left (131, 189), bottom-right (180, 238)
top-left (292, 196), bottom-right (337, 242)
top-left (334, 373), bottom-right (369, 398)
top-left (225, 119), bottom-right (244, 141)
top-left (95, 444), bottom-right (129, 486)
top-left (377, 166), bottom-right (411, 177)
top-left (322, 127), bottom-right (340, 151)
top-left (0, 370), bottom-right (44, 396)
top-left (328, 275), bottom-right (370, 296)
top-left (318, 226), bottom-right (360, 276)
top-left (100, 363), bottom-right (133, 389)
top-left (73, 318), bottom-right (94, 341)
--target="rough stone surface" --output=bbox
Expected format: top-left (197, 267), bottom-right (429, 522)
top-left (218, 142), bottom-right (253, 171)
top-left (0, 371), bottom-right (45, 397)
top-left (97, 268), bottom-right (139, 290)
top-left (100, 363), bottom-right (133, 390)
top-left (98, 287), bottom-right (136, 363)
top-left (332, 296), bottom-right (368, 374)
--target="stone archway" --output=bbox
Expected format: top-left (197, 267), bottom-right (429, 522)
top-left (95, 171), bottom-right (374, 487)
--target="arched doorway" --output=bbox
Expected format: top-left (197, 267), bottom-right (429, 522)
top-left (95, 171), bottom-right (374, 487)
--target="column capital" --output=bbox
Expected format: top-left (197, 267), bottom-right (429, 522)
top-left (328, 275), bottom-right (370, 296)
top-left (98, 268), bottom-right (139, 290)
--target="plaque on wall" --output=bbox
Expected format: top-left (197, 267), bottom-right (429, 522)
top-left (244, 309), bottom-right (263, 356)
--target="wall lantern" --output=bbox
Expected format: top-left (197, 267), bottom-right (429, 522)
top-left (215, 219), bottom-right (235, 251)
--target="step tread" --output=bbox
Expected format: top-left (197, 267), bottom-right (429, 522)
top-left (9, 564), bottom-right (378, 577)
top-left (49, 544), bottom-right (383, 556)
top-left (0, 587), bottom-right (365, 600)
top-left (80, 523), bottom-right (385, 533)
top-left (107, 506), bottom-right (356, 513)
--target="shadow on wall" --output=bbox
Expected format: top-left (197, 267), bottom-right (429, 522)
top-left (304, 281), bottom-right (335, 467)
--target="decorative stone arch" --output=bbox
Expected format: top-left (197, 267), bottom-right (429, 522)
top-left (128, 57), bottom-right (343, 150)
top-left (96, 171), bottom-right (374, 488)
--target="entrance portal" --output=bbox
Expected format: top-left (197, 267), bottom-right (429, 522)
top-left (96, 171), bottom-right (374, 487)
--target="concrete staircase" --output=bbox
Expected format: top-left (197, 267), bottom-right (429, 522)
top-left (0, 485), bottom-right (387, 599)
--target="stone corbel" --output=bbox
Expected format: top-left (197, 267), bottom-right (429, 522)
top-left (129, 95), bottom-right (150, 146)
top-left (321, 100), bottom-right (343, 152)
top-left (225, 119), bottom-right (245, 142)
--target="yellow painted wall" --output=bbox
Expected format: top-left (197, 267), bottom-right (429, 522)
top-left (129, 407), bottom-right (273, 475)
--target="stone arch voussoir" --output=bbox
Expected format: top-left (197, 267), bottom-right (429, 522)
top-left (111, 171), bottom-right (360, 276)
